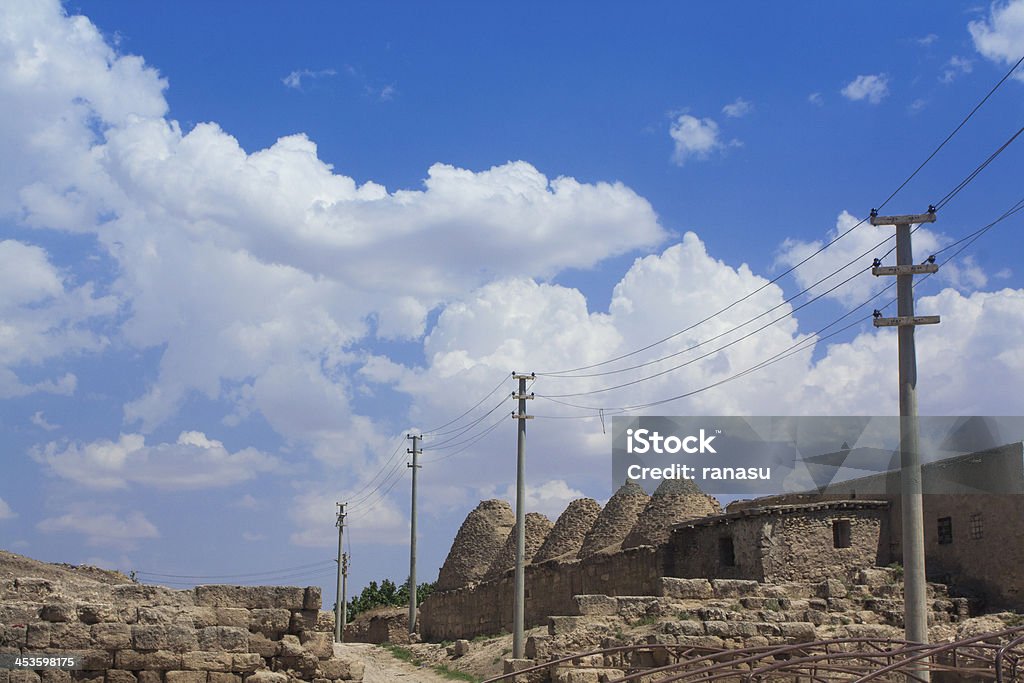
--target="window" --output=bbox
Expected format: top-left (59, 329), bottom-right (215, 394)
top-left (937, 517), bottom-right (953, 545)
top-left (833, 519), bottom-right (852, 548)
top-left (969, 513), bottom-right (983, 540)
top-left (719, 537), bottom-right (736, 567)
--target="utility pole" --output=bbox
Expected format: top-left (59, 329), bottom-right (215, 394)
top-left (334, 502), bottom-right (347, 643)
top-left (870, 209), bottom-right (940, 677)
top-left (511, 372), bottom-right (534, 659)
top-left (407, 433), bottom-right (422, 636)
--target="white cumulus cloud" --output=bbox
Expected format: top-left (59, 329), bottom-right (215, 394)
top-left (969, 1), bottom-right (1024, 79)
top-left (722, 98), bottom-right (753, 118)
top-left (670, 114), bottom-right (725, 165)
top-left (37, 506), bottom-right (159, 549)
top-left (0, 498), bottom-right (16, 520)
top-left (841, 74), bottom-right (890, 104)
top-left (32, 432), bottom-right (279, 490)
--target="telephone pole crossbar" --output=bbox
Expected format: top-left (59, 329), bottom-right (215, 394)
top-left (870, 209), bottom-right (940, 682)
top-left (511, 372), bottom-right (535, 660)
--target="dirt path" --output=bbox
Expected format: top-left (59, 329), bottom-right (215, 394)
top-left (333, 642), bottom-right (469, 683)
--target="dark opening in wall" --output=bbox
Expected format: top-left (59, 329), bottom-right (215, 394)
top-left (833, 519), bottom-right (852, 548)
top-left (938, 516), bottom-right (953, 545)
top-left (718, 536), bottom-right (735, 567)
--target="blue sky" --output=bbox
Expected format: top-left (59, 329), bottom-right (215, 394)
top-left (2, 1), bottom-right (1024, 601)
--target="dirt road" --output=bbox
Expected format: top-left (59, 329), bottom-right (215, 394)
top-left (332, 642), bottom-right (471, 683)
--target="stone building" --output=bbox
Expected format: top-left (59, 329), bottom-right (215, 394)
top-left (577, 481), bottom-right (649, 558)
top-left (533, 498), bottom-right (602, 563)
top-left (485, 512), bottom-right (554, 580)
top-left (668, 501), bottom-right (887, 583)
top-left (622, 478), bottom-right (721, 550)
top-left (435, 499), bottom-right (514, 591)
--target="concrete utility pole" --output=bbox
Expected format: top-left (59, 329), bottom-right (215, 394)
top-left (870, 209), bottom-right (940, 677)
top-left (407, 433), bottom-right (422, 635)
top-left (511, 372), bottom-right (534, 659)
top-left (334, 502), bottom-right (347, 643)
top-left (341, 552), bottom-right (348, 642)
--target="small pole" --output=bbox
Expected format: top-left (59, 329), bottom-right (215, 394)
top-left (341, 552), bottom-right (348, 642)
top-left (407, 433), bottom-right (422, 635)
top-left (334, 502), bottom-right (347, 643)
top-left (511, 372), bottom-right (534, 659)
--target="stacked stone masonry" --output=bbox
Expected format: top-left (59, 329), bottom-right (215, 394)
top-left (621, 479), bottom-right (721, 550)
top-left (486, 513), bottom-right (554, 581)
top-left (532, 499), bottom-right (601, 564)
top-left (576, 482), bottom-right (649, 559)
top-left (0, 579), bottom-right (364, 683)
top-left (435, 499), bottom-right (514, 591)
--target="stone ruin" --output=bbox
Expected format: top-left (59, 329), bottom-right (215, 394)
top-left (0, 574), bottom-right (365, 683)
top-left (622, 478), bottom-right (722, 549)
top-left (576, 481), bottom-right (650, 558)
top-left (434, 499), bottom-right (514, 591)
top-left (532, 499), bottom-right (602, 564)
top-left (486, 512), bottom-right (554, 581)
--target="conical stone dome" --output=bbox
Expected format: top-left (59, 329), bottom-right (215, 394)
top-left (577, 481), bottom-right (650, 558)
top-left (485, 512), bottom-right (554, 580)
top-left (533, 498), bottom-right (602, 563)
top-left (436, 499), bottom-right (515, 591)
top-left (622, 478), bottom-right (722, 549)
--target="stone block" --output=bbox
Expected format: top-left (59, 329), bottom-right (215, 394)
top-left (112, 586), bottom-right (194, 608)
top-left (280, 635), bottom-right (304, 658)
top-left (27, 623), bottom-right (51, 648)
top-left (137, 672), bottom-right (162, 683)
top-left (525, 635), bottom-right (549, 660)
top-left (315, 612), bottom-right (334, 633)
top-left (39, 671), bottom-right (70, 683)
top-left (0, 603), bottom-right (42, 624)
top-left (288, 611), bottom-right (318, 635)
top-left (137, 608), bottom-right (189, 626)
top-left (247, 633), bottom-right (280, 658)
top-left (552, 668), bottom-right (624, 683)
top-left (132, 625), bottom-right (198, 653)
top-left (13, 579), bottom-right (56, 601)
top-left (214, 610), bottom-right (249, 629)
top-left (196, 627), bottom-right (249, 653)
top-left (662, 620), bottom-right (703, 637)
top-left (299, 632), bottom-right (333, 659)
top-left (70, 674), bottom-right (102, 683)
top-left (0, 625), bottom-right (26, 647)
top-left (91, 623), bottom-right (132, 649)
top-left (207, 675), bottom-right (240, 683)
top-left (77, 605), bottom-right (117, 625)
top-left (229, 654), bottom-right (261, 674)
top-left (77, 650), bottom-right (114, 671)
top-left (182, 652), bottom-right (234, 673)
top-left (571, 595), bottom-right (617, 616)
top-left (248, 610), bottom-right (290, 638)
top-left (856, 568), bottom-right (896, 587)
top-left (50, 623), bottom-right (92, 649)
top-left (302, 588), bottom-right (321, 611)
top-left (115, 650), bottom-right (183, 671)
top-left (275, 652), bottom-right (318, 678)
top-left (117, 607), bottom-right (139, 625)
top-left (194, 587), bottom-right (304, 611)
top-left (453, 639), bottom-right (470, 657)
top-left (711, 579), bottom-right (761, 598)
top-left (704, 621), bottom-right (759, 638)
top-left (317, 658), bottom-right (362, 680)
top-left (165, 673), bottom-right (206, 683)
top-left (547, 616), bottom-right (590, 636)
top-left (10, 672), bottom-right (41, 683)
top-left (658, 577), bottom-right (713, 600)
top-left (817, 578), bottom-right (848, 599)
top-left (778, 622), bottom-right (817, 642)
top-left (244, 673), bottom-right (287, 683)
top-left (105, 671), bottom-right (137, 683)
top-left (40, 604), bottom-right (76, 623)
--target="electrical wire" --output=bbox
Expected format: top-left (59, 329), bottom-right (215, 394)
top-left (134, 559), bottom-right (335, 580)
top-left (420, 374), bottom-right (511, 437)
top-left (935, 123), bottom-right (1024, 210)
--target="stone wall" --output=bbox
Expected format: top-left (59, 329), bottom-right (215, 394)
top-left (420, 547), bottom-right (664, 641)
top-left (0, 579), bottom-right (364, 683)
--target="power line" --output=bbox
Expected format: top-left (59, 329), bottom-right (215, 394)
top-left (420, 374), bottom-right (511, 436)
top-left (934, 122), bottom-right (1024, 210)
top-left (875, 50), bottom-right (1024, 212)
top-left (532, 199), bottom-right (1023, 418)
top-left (421, 395), bottom-right (509, 450)
top-left (420, 411), bottom-right (508, 464)
top-left (135, 559), bottom-right (335, 580)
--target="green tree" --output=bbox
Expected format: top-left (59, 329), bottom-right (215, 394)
top-left (345, 576), bottom-right (436, 622)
